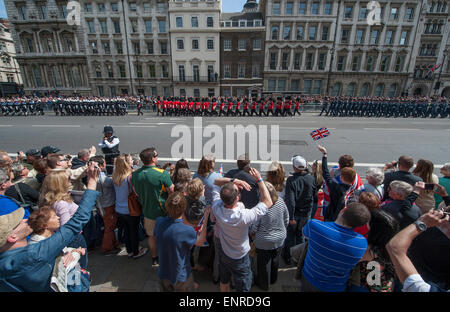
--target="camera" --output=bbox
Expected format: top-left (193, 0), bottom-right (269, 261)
top-left (424, 183), bottom-right (435, 191)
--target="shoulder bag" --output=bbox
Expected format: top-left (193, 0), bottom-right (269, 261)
top-left (127, 176), bottom-right (142, 217)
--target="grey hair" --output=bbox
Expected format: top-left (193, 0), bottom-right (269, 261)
top-left (365, 168), bottom-right (384, 186)
top-left (389, 180), bottom-right (413, 199)
top-left (0, 168), bottom-right (10, 185)
top-left (78, 149), bottom-right (90, 159)
top-left (442, 163), bottom-right (450, 174)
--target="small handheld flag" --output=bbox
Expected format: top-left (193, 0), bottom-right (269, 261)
top-left (310, 127), bottom-right (330, 141)
top-left (218, 164), bottom-right (223, 176)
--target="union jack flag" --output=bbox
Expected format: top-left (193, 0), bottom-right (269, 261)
top-left (310, 127), bottom-right (330, 141)
top-left (218, 164), bottom-right (223, 176)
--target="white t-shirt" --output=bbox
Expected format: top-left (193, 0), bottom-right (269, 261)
top-left (402, 274), bottom-right (431, 292)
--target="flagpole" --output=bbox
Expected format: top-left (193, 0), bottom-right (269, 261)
top-left (434, 48), bottom-right (449, 96)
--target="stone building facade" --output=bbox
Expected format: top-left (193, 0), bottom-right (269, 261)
top-left (220, 0), bottom-right (265, 98)
top-left (168, 0), bottom-right (221, 98)
top-left (0, 19), bottom-right (23, 86)
top-left (261, 0), bottom-right (449, 97)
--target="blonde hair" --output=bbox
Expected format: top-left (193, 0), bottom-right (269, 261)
top-left (40, 171), bottom-right (72, 206)
top-left (264, 181), bottom-right (278, 205)
top-left (197, 155), bottom-right (215, 178)
top-left (187, 178), bottom-right (204, 201)
top-left (312, 160), bottom-right (323, 188)
top-left (112, 155), bottom-right (132, 186)
top-left (266, 162), bottom-right (285, 192)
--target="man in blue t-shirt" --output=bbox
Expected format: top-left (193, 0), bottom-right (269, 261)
top-left (154, 192), bottom-right (209, 291)
top-left (301, 202), bottom-right (371, 292)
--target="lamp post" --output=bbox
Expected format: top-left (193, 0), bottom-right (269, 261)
top-left (326, 47), bottom-right (335, 95)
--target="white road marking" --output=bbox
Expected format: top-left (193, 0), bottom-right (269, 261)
top-left (0, 125), bottom-right (13, 127)
top-left (31, 125), bottom-right (80, 127)
top-left (114, 125), bottom-right (157, 128)
top-left (364, 128), bottom-right (418, 131)
top-left (129, 122), bottom-right (175, 125)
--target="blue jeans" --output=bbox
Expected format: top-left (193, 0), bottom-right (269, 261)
top-left (219, 248), bottom-right (252, 292)
top-left (282, 212), bottom-right (311, 261)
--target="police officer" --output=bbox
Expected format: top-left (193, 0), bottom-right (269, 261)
top-left (99, 125), bottom-right (120, 175)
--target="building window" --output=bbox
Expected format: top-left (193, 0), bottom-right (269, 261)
top-left (39, 5), bottom-right (47, 19)
top-left (159, 20), bottom-right (166, 33)
top-left (133, 41), bottom-right (140, 54)
top-left (291, 79), bottom-right (300, 91)
top-left (356, 29), bottom-right (364, 44)
top-left (98, 3), bottom-right (105, 12)
top-left (366, 55), bottom-right (374, 71)
top-left (360, 83), bottom-right (369, 96)
top-left (95, 65), bottom-right (102, 77)
top-left (85, 3), bottom-right (93, 12)
top-left (177, 39), bottom-right (184, 50)
top-left (304, 79), bottom-right (312, 94)
top-left (224, 39), bottom-right (232, 51)
top-left (207, 17), bottom-right (213, 27)
top-left (272, 25), bottom-right (279, 40)
top-left (306, 53), bottom-right (313, 70)
top-left (129, 2), bottom-right (136, 11)
top-left (238, 64), bottom-right (245, 78)
top-left (341, 29), bottom-right (349, 43)
top-left (405, 7), bottom-right (414, 20)
top-left (284, 26), bottom-right (291, 40)
top-left (224, 64), bottom-right (231, 78)
top-left (145, 20), bottom-right (152, 33)
top-left (192, 39), bottom-right (199, 50)
top-left (272, 2), bottom-right (280, 15)
top-left (111, 3), bottom-right (118, 12)
top-left (239, 39), bottom-right (246, 50)
top-left (296, 26), bottom-right (304, 40)
top-left (309, 26), bottom-right (317, 40)
top-left (252, 64), bottom-right (260, 78)
top-left (345, 6), bottom-right (353, 18)
top-left (294, 52), bottom-right (301, 69)
top-left (370, 30), bottom-right (379, 44)
top-left (337, 55), bottom-right (345, 71)
top-left (103, 41), bottom-right (111, 54)
top-left (375, 83), bottom-right (384, 96)
top-left (147, 41), bottom-right (153, 54)
top-left (282, 53), bottom-right (289, 70)
top-left (160, 41), bottom-right (167, 54)
top-left (194, 89), bottom-right (200, 98)
top-left (253, 39), bottom-right (261, 50)
top-left (388, 84), bottom-right (397, 97)
top-left (389, 7), bottom-right (398, 20)
top-left (119, 64), bottom-right (126, 77)
top-left (88, 20), bottom-right (95, 33)
top-left (90, 41), bottom-right (98, 54)
top-left (278, 79), bottom-right (286, 92)
top-left (332, 83), bottom-right (342, 96)
top-left (318, 53), bottom-right (326, 70)
top-left (399, 30), bottom-right (409, 45)
top-left (359, 7), bottom-right (368, 19)
top-left (176, 16), bottom-right (183, 28)
top-left (324, 2), bottom-right (332, 15)
top-left (299, 2), bottom-right (306, 15)
top-left (380, 55), bottom-right (390, 72)
top-left (148, 64), bottom-right (156, 78)
top-left (208, 88), bottom-right (215, 97)
top-left (107, 64), bottom-right (113, 77)
top-left (100, 20), bottom-right (107, 33)
top-left (313, 80), bottom-right (322, 95)
top-left (352, 56), bottom-right (360, 71)
top-left (286, 2), bottom-right (293, 15)
top-left (322, 26), bottom-right (329, 41)
top-left (385, 30), bottom-right (394, 44)
top-left (113, 20), bottom-right (121, 33)
top-left (143, 2), bottom-right (151, 12)
top-left (19, 6), bottom-right (27, 20)
top-left (346, 83), bottom-right (356, 96)
top-left (207, 39), bottom-right (214, 50)
top-left (268, 79), bottom-right (276, 91)
top-left (312, 2), bottom-right (319, 15)
top-left (97, 86), bottom-right (104, 96)
top-left (130, 19), bottom-right (138, 33)
top-left (136, 64), bottom-right (143, 78)
top-left (393, 56), bottom-right (403, 72)
top-left (191, 16), bottom-right (198, 28)
top-left (270, 52), bottom-right (277, 70)
top-left (60, 4), bottom-right (67, 18)
top-left (161, 64), bottom-right (168, 78)
top-left (110, 86), bottom-right (116, 96)
top-left (178, 65), bottom-right (185, 82)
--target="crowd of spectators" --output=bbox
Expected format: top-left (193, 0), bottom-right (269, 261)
top-left (0, 143), bottom-right (449, 292)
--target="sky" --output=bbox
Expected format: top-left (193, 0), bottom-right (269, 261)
top-left (0, 0), bottom-right (249, 18)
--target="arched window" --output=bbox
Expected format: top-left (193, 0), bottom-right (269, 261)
top-left (346, 82), bottom-right (356, 96)
top-left (388, 84), bottom-right (397, 97)
top-left (360, 83), bottom-right (369, 96)
top-left (442, 2), bottom-right (447, 13)
top-left (375, 83), bottom-right (384, 96)
top-left (332, 82), bottom-right (342, 96)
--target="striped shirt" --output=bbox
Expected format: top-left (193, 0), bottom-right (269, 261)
top-left (250, 198), bottom-right (289, 250)
top-left (302, 219), bottom-right (368, 292)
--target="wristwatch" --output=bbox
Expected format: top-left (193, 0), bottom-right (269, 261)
top-left (414, 220), bottom-right (427, 232)
top-left (230, 178), bottom-right (235, 183)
